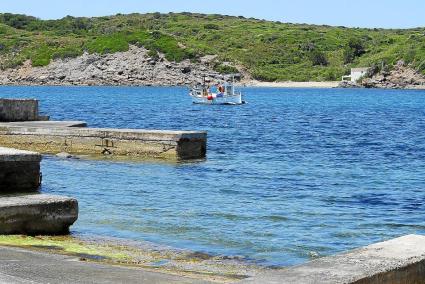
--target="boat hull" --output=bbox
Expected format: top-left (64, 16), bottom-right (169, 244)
top-left (191, 94), bottom-right (244, 105)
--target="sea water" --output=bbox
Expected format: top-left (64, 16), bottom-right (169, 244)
top-left (1, 86), bottom-right (425, 266)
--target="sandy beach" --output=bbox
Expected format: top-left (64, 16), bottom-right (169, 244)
top-left (240, 81), bottom-right (341, 88)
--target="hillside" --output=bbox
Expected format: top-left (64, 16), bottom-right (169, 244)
top-left (0, 12), bottom-right (424, 82)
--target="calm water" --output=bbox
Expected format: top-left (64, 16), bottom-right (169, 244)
top-left (2, 86), bottom-right (425, 266)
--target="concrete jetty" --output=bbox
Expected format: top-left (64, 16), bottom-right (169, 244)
top-left (0, 194), bottom-right (78, 235)
top-left (241, 234), bottom-right (425, 284)
top-left (0, 146), bottom-right (78, 235)
top-left (0, 122), bottom-right (207, 160)
top-left (0, 147), bottom-right (42, 192)
top-left (0, 98), bottom-right (207, 160)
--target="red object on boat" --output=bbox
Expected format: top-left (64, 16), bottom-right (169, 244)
top-left (207, 95), bottom-right (213, 100)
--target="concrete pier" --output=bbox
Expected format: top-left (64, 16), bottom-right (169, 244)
top-left (241, 234), bottom-right (425, 284)
top-left (0, 98), bottom-right (207, 160)
top-left (0, 194), bottom-right (78, 235)
top-left (0, 147), bottom-right (41, 192)
top-left (0, 122), bottom-right (207, 160)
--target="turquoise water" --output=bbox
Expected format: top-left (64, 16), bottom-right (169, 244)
top-left (2, 86), bottom-right (425, 266)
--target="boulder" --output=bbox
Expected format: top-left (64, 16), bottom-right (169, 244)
top-left (181, 66), bottom-right (192, 74)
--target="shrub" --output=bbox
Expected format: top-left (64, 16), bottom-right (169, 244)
top-left (213, 63), bottom-right (239, 74)
top-left (204, 24), bottom-right (220, 30)
top-left (85, 33), bottom-right (129, 54)
top-left (309, 50), bottom-right (328, 66)
top-left (52, 47), bottom-right (83, 60)
top-left (30, 45), bottom-right (53, 66)
top-left (0, 13), bottom-right (38, 29)
top-left (147, 49), bottom-right (159, 59)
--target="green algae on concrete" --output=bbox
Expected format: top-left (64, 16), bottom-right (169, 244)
top-left (0, 235), bottom-right (265, 283)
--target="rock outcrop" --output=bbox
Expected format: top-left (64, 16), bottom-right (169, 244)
top-left (362, 61), bottom-right (425, 89)
top-left (339, 61), bottom-right (425, 89)
top-left (0, 46), bottom-right (227, 86)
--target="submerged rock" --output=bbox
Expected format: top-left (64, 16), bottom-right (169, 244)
top-left (56, 152), bottom-right (79, 159)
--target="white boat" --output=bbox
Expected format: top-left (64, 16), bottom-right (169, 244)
top-left (189, 79), bottom-right (245, 105)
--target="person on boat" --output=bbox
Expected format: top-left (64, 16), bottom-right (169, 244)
top-left (217, 84), bottom-right (225, 94)
top-left (201, 84), bottom-right (213, 97)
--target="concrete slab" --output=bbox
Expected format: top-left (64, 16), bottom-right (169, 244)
top-left (0, 194), bottom-right (78, 235)
top-left (240, 234), bottom-right (425, 284)
top-left (0, 121), bottom-right (88, 128)
top-left (0, 246), bottom-right (209, 284)
top-left (0, 147), bottom-right (42, 192)
top-left (0, 124), bottom-right (207, 160)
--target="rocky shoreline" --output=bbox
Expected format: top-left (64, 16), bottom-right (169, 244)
top-left (1, 48), bottom-right (425, 89)
top-left (0, 46), bottom-right (226, 87)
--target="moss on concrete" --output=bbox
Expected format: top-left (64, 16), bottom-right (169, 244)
top-left (0, 235), bottom-right (265, 283)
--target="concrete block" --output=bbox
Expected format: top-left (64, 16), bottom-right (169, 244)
top-left (241, 235), bottom-right (425, 284)
top-left (0, 194), bottom-right (78, 235)
top-left (0, 99), bottom-right (39, 122)
top-left (0, 147), bottom-right (42, 192)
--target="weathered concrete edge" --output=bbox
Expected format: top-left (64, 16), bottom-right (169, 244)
top-left (240, 234), bottom-right (425, 284)
top-left (0, 147), bottom-right (42, 162)
top-left (0, 125), bottom-right (207, 141)
top-left (0, 121), bottom-right (88, 128)
top-left (0, 194), bottom-right (78, 235)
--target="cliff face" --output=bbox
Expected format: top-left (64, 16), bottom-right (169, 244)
top-left (0, 46), bottom-right (224, 86)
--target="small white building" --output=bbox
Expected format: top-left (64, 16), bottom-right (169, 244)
top-left (342, 68), bottom-right (369, 82)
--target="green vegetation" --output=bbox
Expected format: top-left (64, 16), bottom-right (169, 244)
top-left (0, 12), bottom-right (424, 81)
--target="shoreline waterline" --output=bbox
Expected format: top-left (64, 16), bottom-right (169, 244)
top-left (0, 234), bottom-right (266, 283)
top-left (1, 82), bottom-right (425, 90)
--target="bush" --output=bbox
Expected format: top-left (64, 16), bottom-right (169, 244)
top-left (214, 63), bottom-right (239, 74)
top-left (0, 13), bottom-right (38, 29)
top-left (85, 33), bottom-right (129, 54)
top-left (204, 24), bottom-right (220, 30)
top-left (309, 50), bottom-right (328, 66)
top-left (147, 49), bottom-right (159, 59)
top-left (30, 45), bottom-right (53, 66)
top-left (52, 47), bottom-right (83, 60)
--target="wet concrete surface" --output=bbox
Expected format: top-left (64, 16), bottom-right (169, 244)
top-left (0, 246), bottom-right (211, 284)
